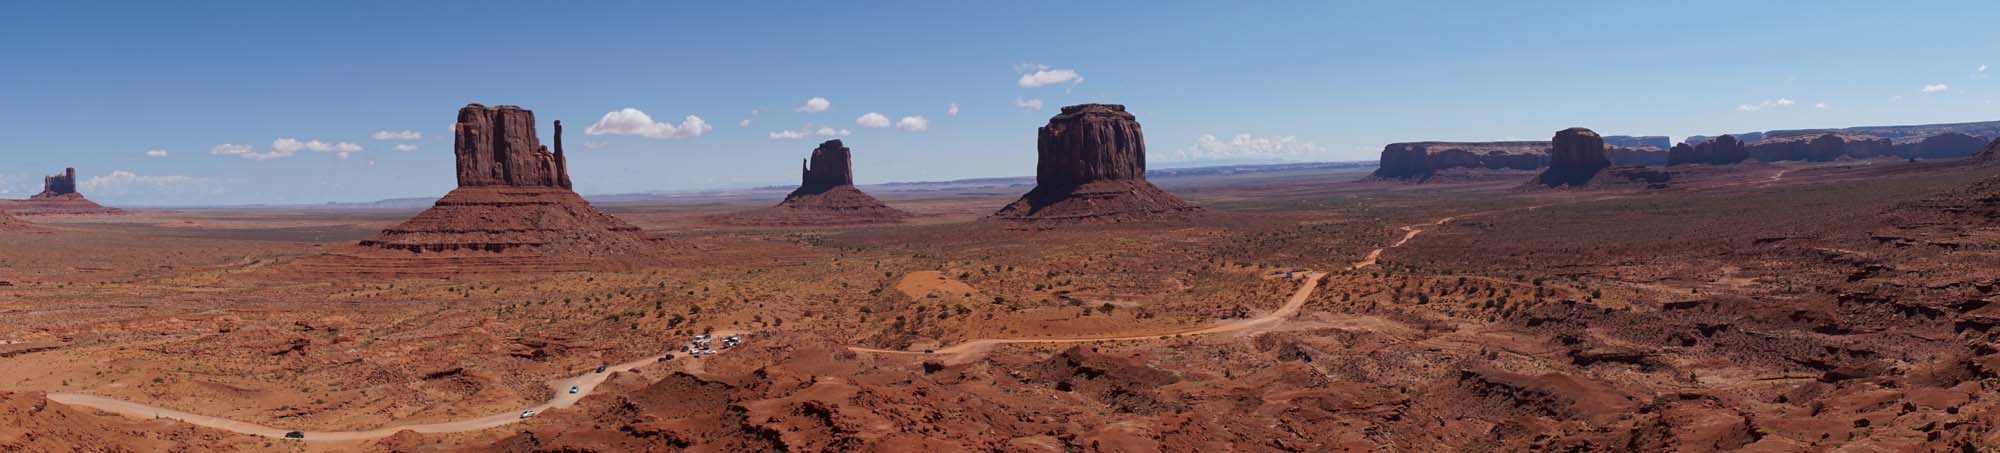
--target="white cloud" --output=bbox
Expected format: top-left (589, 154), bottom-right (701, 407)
top-left (947, 103), bottom-right (960, 117)
top-left (1014, 97), bottom-right (1045, 111)
top-left (856, 112), bottom-right (891, 128)
top-left (275, 138), bottom-right (363, 160)
top-left (1980, 64), bottom-right (1989, 73)
top-left (79, 171), bottom-right (221, 198)
top-left (739, 119), bottom-right (751, 128)
top-left (1015, 64), bottom-right (1084, 88)
top-left (896, 116), bottom-right (929, 132)
top-left (1174, 134), bottom-right (1328, 162)
top-left (371, 130), bottom-right (422, 141)
top-left (209, 143), bottom-right (293, 161)
top-left (1814, 101), bottom-right (1829, 109)
top-left (1736, 98), bottom-right (1795, 112)
top-left (584, 141), bottom-right (609, 150)
top-left (394, 144), bottom-right (419, 152)
top-left (1922, 83), bottom-right (1950, 93)
top-left (1891, 95), bottom-right (1905, 102)
top-left (144, 149), bottom-right (168, 158)
top-left (794, 97), bottom-right (831, 113)
top-left (585, 108), bottom-right (712, 139)
top-left (769, 124), bottom-right (850, 140)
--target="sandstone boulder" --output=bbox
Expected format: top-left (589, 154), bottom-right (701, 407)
top-left (992, 104), bottom-right (1197, 223)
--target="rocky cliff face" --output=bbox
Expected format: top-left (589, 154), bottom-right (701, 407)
top-left (1896, 132), bottom-right (1990, 160)
top-left (1035, 104), bottom-right (1147, 188)
top-left (1602, 136), bottom-right (1671, 150)
top-left (33, 168), bottom-right (77, 198)
top-left (800, 139), bottom-right (856, 192)
top-left (1669, 135), bottom-right (1747, 166)
top-left (1607, 146), bottom-right (1668, 167)
top-left (1746, 133), bottom-right (1891, 162)
top-left (1533, 127), bottom-right (1643, 188)
top-left (454, 104), bottom-right (571, 189)
top-left (1550, 128), bottom-right (1610, 170)
top-left (995, 104), bottom-right (1196, 223)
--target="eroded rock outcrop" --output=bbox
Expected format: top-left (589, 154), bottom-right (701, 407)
top-left (35, 168), bottom-right (76, 198)
top-left (1669, 134), bottom-right (1747, 166)
top-left (712, 140), bottom-right (911, 226)
top-left (1532, 128), bottom-right (1670, 189)
top-left (298, 103), bottom-right (650, 274)
top-left (1896, 132), bottom-right (1990, 160)
top-left (1373, 141), bottom-right (1549, 180)
top-left (1746, 133), bottom-right (1892, 162)
top-left (992, 104), bottom-right (1197, 223)
top-left (2, 167), bottom-right (119, 215)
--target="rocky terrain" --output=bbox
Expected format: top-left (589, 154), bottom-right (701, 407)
top-left (1745, 132), bottom-right (1894, 162)
top-left (992, 104), bottom-right (1199, 223)
top-left (296, 104), bottom-right (652, 275)
top-left (0, 167), bottom-right (121, 216)
top-left (710, 140), bottom-right (912, 226)
top-left (1896, 132), bottom-right (1991, 160)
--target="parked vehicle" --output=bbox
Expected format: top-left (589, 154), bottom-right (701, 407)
top-left (520, 410), bottom-right (538, 419)
top-left (569, 385), bottom-right (580, 394)
top-left (595, 364), bottom-right (607, 373)
top-left (284, 431), bottom-right (304, 439)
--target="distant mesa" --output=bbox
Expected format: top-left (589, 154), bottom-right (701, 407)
top-left (1900, 132), bottom-right (1990, 160)
top-left (991, 103), bottom-right (1198, 223)
top-left (1529, 127), bottom-right (1669, 189)
top-left (0, 167), bottom-right (121, 215)
top-left (1744, 133), bottom-right (1891, 163)
top-left (1668, 134), bottom-right (1747, 166)
top-left (1373, 135), bottom-right (1669, 181)
top-left (710, 139), bottom-right (912, 226)
top-left (298, 103), bottom-right (651, 274)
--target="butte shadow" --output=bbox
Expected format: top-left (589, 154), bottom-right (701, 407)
top-left (708, 139), bottom-right (912, 227)
top-left (990, 103), bottom-right (1199, 224)
top-left (294, 103), bottom-right (657, 275)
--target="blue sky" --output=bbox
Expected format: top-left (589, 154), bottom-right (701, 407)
top-left (2, 1), bottom-right (1994, 206)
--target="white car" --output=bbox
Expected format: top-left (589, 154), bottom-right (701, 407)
top-left (569, 385), bottom-right (580, 394)
top-left (520, 410), bottom-right (538, 419)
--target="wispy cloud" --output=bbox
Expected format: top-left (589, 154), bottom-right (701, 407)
top-left (393, 144), bottom-right (418, 152)
top-left (1015, 63), bottom-right (1083, 88)
top-left (371, 130), bottom-right (422, 141)
top-left (1173, 134), bottom-right (1327, 162)
top-left (585, 108), bottom-right (711, 139)
top-left (769, 124), bottom-right (850, 140)
top-left (794, 97), bottom-right (831, 113)
top-left (856, 112), bottom-right (890, 128)
top-left (1736, 98), bottom-right (1794, 112)
top-left (947, 103), bottom-right (960, 117)
top-left (1013, 97), bottom-right (1044, 111)
top-left (896, 116), bottom-right (929, 132)
top-left (1922, 83), bottom-right (1949, 93)
top-left (79, 171), bottom-right (222, 199)
top-left (144, 149), bottom-right (168, 158)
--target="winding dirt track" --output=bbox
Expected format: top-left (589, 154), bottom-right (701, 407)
top-left (41, 214), bottom-right (1473, 442)
top-left (49, 353), bottom-right (680, 441)
top-left (851, 215), bottom-right (1457, 357)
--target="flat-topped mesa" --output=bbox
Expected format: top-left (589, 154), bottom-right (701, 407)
top-left (1900, 132), bottom-right (1990, 160)
top-left (1532, 127), bottom-right (1667, 188)
top-left (993, 103), bottom-right (1197, 223)
top-left (1036, 104), bottom-right (1147, 188)
top-left (454, 103), bottom-right (571, 189)
top-left (798, 139), bottom-right (856, 193)
top-left (35, 168), bottom-right (77, 198)
top-left (1669, 134), bottom-right (1748, 166)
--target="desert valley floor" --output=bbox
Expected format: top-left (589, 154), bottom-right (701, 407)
top-left (3, 159), bottom-right (1999, 451)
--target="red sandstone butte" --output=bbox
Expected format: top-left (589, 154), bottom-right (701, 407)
top-left (991, 103), bottom-right (1197, 223)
